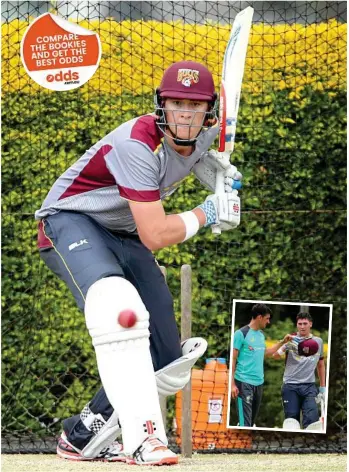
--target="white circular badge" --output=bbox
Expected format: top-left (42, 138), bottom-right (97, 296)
top-left (20, 13), bottom-right (101, 91)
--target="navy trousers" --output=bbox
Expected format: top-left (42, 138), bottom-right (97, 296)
top-left (39, 211), bottom-right (182, 449)
top-left (234, 379), bottom-right (263, 427)
top-left (281, 383), bottom-right (319, 429)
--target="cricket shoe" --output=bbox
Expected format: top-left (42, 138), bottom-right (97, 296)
top-left (127, 435), bottom-right (178, 466)
top-left (57, 431), bottom-right (126, 462)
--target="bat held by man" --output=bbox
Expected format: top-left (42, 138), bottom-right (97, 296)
top-left (212, 6), bottom-right (254, 235)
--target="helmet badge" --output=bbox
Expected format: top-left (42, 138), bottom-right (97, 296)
top-left (177, 68), bottom-right (199, 87)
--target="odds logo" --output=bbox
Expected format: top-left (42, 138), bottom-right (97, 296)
top-left (20, 13), bottom-right (101, 91)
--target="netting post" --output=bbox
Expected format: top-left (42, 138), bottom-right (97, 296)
top-left (159, 266), bottom-right (168, 429)
top-left (180, 264), bottom-right (192, 458)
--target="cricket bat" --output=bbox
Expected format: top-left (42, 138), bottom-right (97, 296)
top-left (212, 6), bottom-right (254, 235)
top-left (320, 396), bottom-right (326, 431)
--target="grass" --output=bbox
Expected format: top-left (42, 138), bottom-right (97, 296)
top-left (2, 453), bottom-right (346, 472)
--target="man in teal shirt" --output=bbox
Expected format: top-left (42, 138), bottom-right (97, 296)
top-left (231, 304), bottom-right (292, 427)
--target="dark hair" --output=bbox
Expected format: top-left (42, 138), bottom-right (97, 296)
top-left (251, 303), bottom-right (272, 319)
top-left (296, 312), bottom-right (313, 322)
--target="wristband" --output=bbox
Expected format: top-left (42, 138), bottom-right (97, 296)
top-left (197, 199), bottom-right (217, 227)
top-left (277, 344), bottom-right (287, 355)
top-left (178, 211), bottom-right (200, 241)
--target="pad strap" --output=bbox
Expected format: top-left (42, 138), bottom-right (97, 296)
top-left (81, 404), bottom-right (107, 434)
top-left (81, 407), bottom-right (121, 459)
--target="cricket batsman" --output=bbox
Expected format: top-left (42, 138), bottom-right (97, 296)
top-left (273, 312), bottom-right (326, 430)
top-left (35, 61), bottom-right (243, 465)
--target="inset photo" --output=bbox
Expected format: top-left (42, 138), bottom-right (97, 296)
top-left (227, 300), bottom-right (332, 434)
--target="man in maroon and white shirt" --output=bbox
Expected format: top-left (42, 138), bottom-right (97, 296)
top-left (36, 61), bottom-right (242, 465)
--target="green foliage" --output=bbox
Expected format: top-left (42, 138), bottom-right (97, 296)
top-left (2, 86), bottom-right (346, 436)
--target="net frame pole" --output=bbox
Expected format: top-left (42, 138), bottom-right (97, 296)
top-left (159, 266), bottom-right (168, 428)
top-left (180, 264), bottom-right (192, 458)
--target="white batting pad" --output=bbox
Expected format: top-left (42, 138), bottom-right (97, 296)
top-left (156, 337), bottom-right (207, 396)
top-left (283, 418), bottom-right (301, 430)
top-left (305, 421), bottom-right (324, 431)
top-left (85, 277), bottom-right (166, 455)
top-left (81, 409), bottom-right (121, 458)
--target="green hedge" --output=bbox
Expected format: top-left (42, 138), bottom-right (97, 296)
top-left (2, 86), bottom-right (346, 435)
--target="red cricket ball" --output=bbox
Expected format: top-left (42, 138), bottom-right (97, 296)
top-left (118, 309), bottom-right (137, 328)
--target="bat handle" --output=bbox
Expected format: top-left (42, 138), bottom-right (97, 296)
top-left (211, 170), bottom-right (225, 235)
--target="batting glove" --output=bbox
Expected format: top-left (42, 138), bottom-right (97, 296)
top-left (192, 150), bottom-right (243, 193)
top-left (197, 192), bottom-right (240, 229)
top-left (207, 149), bottom-right (243, 189)
top-left (316, 386), bottom-right (326, 404)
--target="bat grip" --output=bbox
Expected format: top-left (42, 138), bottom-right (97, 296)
top-left (211, 170), bottom-right (225, 235)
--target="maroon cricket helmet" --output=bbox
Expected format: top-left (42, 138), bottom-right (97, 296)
top-left (298, 338), bottom-right (319, 357)
top-left (158, 61), bottom-right (216, 101)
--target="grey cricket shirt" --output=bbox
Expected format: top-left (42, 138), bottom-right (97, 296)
top-left (36, 114), bottom-right (219, 242)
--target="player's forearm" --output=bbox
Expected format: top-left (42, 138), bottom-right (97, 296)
top-left (267, 334), bottom-right (293, 358)
top-left (265, 340), bottom-right (285, 357)
top-left (230, 351), bottom-right (238, 384)
top-left (143, 209), bottom-right (206, 251)
top-left (317, 362), bottom-right (326, 387)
